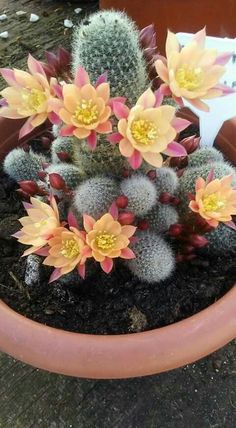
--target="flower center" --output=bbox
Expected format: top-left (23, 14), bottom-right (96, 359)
top-left (95, 232), bottom-right (116, 250)
top-left (22, 88), bottom-right (47, 113)
top-left (73, 99), bottom-right (99, 125)
top-left (175, 65), bottom-right (203, 91)
top-left (131, 119), bottom-right (158, 145)
top-left (203, 193), bottom-right (226, 212)
top-left (61, 238), bottom-right (80, 259)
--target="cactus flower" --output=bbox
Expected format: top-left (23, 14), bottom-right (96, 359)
top-left (0, 54), bottom-right (59, 138)
top-left (43, 226), bottom-right (90, 282)
top-left (84, 212), bottom-right (136, 273)
top-left (50, 67), bottom-right (112, 150)
top-left (155, 28), bottom-right (233, 111)
top-left (110, 88), bottom-right (189, 169)
top-left (189, 174), bottom-right (236, 228)
top-left (13, 196), bottom-right (60, 256)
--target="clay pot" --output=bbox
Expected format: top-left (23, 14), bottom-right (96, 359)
top-left (0, 117), bottom-right (236, 378)
top-left (100, 0), bottom-right (236, 55)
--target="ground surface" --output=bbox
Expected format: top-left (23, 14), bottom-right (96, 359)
top-left (0, 1), bottom-right (236, 427)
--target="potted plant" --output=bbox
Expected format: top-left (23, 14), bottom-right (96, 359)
top-left (0, 11), bottom-right (235, 379)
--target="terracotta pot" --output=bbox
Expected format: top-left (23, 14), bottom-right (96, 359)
top-left (178, 108), bottom-right (236, 166)
top-left (100, 0), bottom-right (236, 55)
top-left (0, 117), bottom-right (236, 379)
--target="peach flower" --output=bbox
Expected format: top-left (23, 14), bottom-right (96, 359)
top-left (109, 88), bottom-right (189, 169)
top-left (50, 67), bottom-right (113, 150)
top-left (84, 212), bottom-right (136, 273)
top-left (0, 54), bottom-right (59, 138)
top-left (155, 28), bottom-right (233, 111)
top-left (13, 196), bottom-right (60, 256)
top-left (189, 174), bottom-right (236, 228)
top-left (43, 226), bottom-right (90, 282)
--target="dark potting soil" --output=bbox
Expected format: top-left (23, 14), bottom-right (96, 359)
top-left (0, 166), bottom-right (236, 335)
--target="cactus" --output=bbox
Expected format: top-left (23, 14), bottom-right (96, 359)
top-left (51, 136), bottom-right (76, 164)
top-left (46, 163), bottom-right (82, 189)
top-left (72, 137), bottom-right (128, 179)
top-left (73, 176), bottom-right (119, 219)
top-left (188, 147), bottom-right (224, 168)
top-left (127, 231), bottom-right (175, 283)
top-left (145, 203), bottom-right (179, 233)
top-left (205, 223), bottom-right (236, 254)
top-left (52, 124), bottom-right (61, 138)
top-left (120, 175), bottom-right (157, 216)
top-left (3, 148), bottom-right (46, 182)
top-left (154, 167), bottom-right (179, 196)
top-left (72, 10), bottom-right (148, 105)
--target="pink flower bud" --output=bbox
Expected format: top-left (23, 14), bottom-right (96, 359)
top-left (41, 136), bottom-right (51, 149)
top-left (147, 169), bottom-right (157, 180)
top-left (118, 211), bottom-right (135, 225)
top-left (19, 180), bottom-right (39, 196)
top-left (179, 135), bottom-right (201, 155)
top-left (116, 195), bottom-right (129, 209)
top-left (170, 196), bottom-right (181, 206)
top-left (137, 219), bottom-right (149, 230)
top-left (48, 173), bottom-right (66, 190)
top-left (168, 223), bottom-right (183, 237)
top-left (159, 192), bottom-right (172, 204)
top-left (188, 234), bottom-right (209, 248)
top-left (56, 151), bottom-right (70, 162)
top-left (37, 171), bottom-right (47, 181)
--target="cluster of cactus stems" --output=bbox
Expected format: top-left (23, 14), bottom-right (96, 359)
top-left (2, 10), bottom-right (236, 285)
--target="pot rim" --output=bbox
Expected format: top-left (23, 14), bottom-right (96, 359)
top-left (0, 283), bottom-right (236, 379)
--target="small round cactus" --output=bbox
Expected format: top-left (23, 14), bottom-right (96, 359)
top-left (3, 148), bottom-right (46, 182)
top-left (120, 175), bottom-right (157, 216)
top-left (51, 136), bottom-right (76, 164)
top-left (73, 176), bottom-right (119, 219)
top-left (146, 204), bottom-right (179, 233)
top-left (46, 164), bottom-right (82, 189)
top-left (72, 10), bottom-right (148, 105)
top-left (127, 231), bottom-right (175, 283)
top-left (188, 147), bottom-right (224, 168)
top-left (205, 223), bottom-right (236, 254)
top-left (154, 167), bottom-right (179, 197)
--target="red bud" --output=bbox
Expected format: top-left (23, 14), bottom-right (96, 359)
top-left (42, 162), bottom-right (50, 170)
top-left (16, 189), bottom-right (30, 200)
top-left (41, 136), bottom-right (51, 149)
top-left (48, 173), bottom-right (66, 190)
top-left (118, 211), bottom-right (135, 225)
top-left (188, 234), bottom-right (209, 248)
top-left (58, 47), bottom-right (71, 69)
top-left (159, 192), bottom-right (172, 204)
top-left (182, 245), bottom-right (195, 254)
top-left (137, 219), bottom-right (149, 230)
top-left (37, 171), bottom-right (47, 181)
top-left (178, 135), bottom-right (201, 155)
top-left (170, 196), bottom-right (181, 206)
top-left (22, 143), bottom-right (30, 152)
top-left (116, 195), bottom-right (128, 209)
top-left (56, 151), bottom-right (70, 162)
top-left (147, 169), bottom-right (157, 180)
top-left (19, 180), bottom-right (39, 196)
top-left (45, 50), bottom-right (59, 71)
top-left (168, 223), bottom-right (183, 237)
top-left (139, 24), bottom-right (156, 47)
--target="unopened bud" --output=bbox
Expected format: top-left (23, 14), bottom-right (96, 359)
top-left (19, 180), bottom-right (39, 196)
top-left (116, 195), bottom-right (128, 209)
top-left (189, 234), bottom-right (209, 248)
top-left (159, 192), bottom-right (172, 204)
top-left (137, 219), bottom-right (149, 230)
top-left (118, 211), bottom-right (135, 225)
top-left (56, 151), bottom-right (70, 162)
top-left (48, 173), bottom-right (66, 190)
top-left (168, 223), bottom-right (183, 237)
top-left (147, 169), bottom-right (156, 180)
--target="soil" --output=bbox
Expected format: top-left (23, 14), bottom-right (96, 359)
top-left (0, 166), bottom-right (235, 335)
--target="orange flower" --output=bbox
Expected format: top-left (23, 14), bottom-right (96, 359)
top-left (155, 28), bottom-right (232, 111)
top-left (110, 88), bottom-right (188, 169)
top-left (189, 174), bottom-right (236, 228)
top-left (13, 196), bottom-right (60, 256)
top-left (0, 54), bottom-right (59, 138)
top-left (43, 227), bottom-right (90, 282)
top-left (50, 67), bottom-right (112, 149)
top-left (84, 213), bottom-right (136, 273)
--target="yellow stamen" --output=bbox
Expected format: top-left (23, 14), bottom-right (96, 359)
top-left (96, 232), bottom-right (116, 250)
top-left (176, 65), bottom-right (203, 91)
top-left (21, 88), bottom-right (47, 113)
top-left (203, 193), bottom-right (226, 212)
top-left (73, 99), bottom-right (99, 125)
top-left (131, 119), bottom-right (158, 145)
top-left (61, 239), bottom-right (80, 259)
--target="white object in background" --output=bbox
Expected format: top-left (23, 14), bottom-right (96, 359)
top-left (74, 8), bottom-right (82, 14)
top-left (0, 31), bottom-right (9, 39)
top-left (0, 14), bottom-right (7, 21)
top-left (16, 11), bottom-right (27, 17)
top-left (29, 13), bottom-right (39, 23)
top-left (177, 32), bottom-right (236, 147)
top-left (64, 19), bottom-right (73, 28)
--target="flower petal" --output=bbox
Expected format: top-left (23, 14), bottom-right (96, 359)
top-left (163, 141), bottom-right (187, 157)
top-left (49, 268), bottom-right (62, 283)
top-left (27, 54), bottom-right (46, 76)
top-left (107, 132), bottom-right (122, 145)
top-left (60, 124), bottom-right (76, 136)
top-left (142, 151), bottom-right (163, 168)
top-left (120, 247), bottom-right (136, 259)
top-left (136, 88), bottom-right (156, 108)
top-left (119, 138), bottom-right (134, 157)
top-left (74, 66), bottom-right (90, 87)
top-left (113, 101), bottom-right (130, 120)
top-left (128, 150), bottom-right (143, 169)
top-left (100, 257), bottom-right (113, 274)
top-left (83, 214), bottom-right (96, 233)
top-left (19, 117), bottom-right (34, 139)
top-left (87, 130), bottom-right (97, 150)
top-left (171, 117), bottom-right (191, 133)
top-left (95, 71), bottom-right (108, 87)
top-left (96, 121), bottom-right (112, 134)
